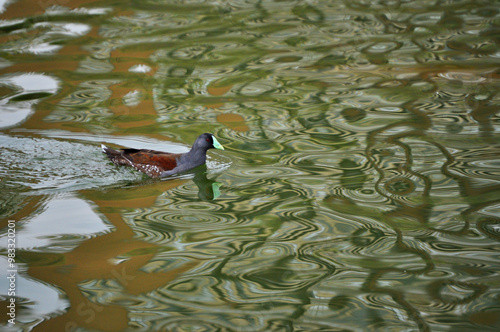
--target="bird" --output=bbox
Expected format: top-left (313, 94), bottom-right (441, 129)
top-left (101, 133), bottom-right (224, 178)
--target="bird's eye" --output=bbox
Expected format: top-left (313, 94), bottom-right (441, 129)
top-left (206, 138), bottom-right (210, 142)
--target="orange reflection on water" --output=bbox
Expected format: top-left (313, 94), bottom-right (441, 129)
top-left (23, 179), bottom-right (197, 331)
top-left (216, 113), bottom-right (249, 132)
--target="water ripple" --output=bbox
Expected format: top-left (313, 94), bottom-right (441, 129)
top-left (2, 1), bottom-right (500, 331)
top-left (0, 135), bottom-right (144, 192)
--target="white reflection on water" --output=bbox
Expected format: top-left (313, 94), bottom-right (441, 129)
top-left (11, 195), bottom-right (112, 251)
top-left (0, 257), bottom-right (67, 326)
top-left (128, 64), bottom-right (152, 73)
top-left (0, 0), bottom-right (9, 13)
top-left (0, 73), bottom-right (59, 128)
top-left (4, 73), bottom-right (59, 93)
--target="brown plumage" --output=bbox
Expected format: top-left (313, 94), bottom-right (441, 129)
top-left (102, 148), bottom-right (180, 177)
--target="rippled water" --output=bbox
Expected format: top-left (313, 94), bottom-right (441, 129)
top-left (1, 0), bottom-right (500, 331)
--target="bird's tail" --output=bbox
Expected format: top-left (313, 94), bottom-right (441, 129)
top-left (101, 144), bottom-right (129, 165)
top-left (101, 144), bottom-right (118, 157)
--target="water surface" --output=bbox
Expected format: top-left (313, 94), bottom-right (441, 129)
top-left (1, 0), bottom-right (499, 331)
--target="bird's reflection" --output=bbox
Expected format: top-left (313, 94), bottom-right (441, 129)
top-left (192, 166), bottom-right (222, 200)
top-left (156, 165), bottom-right (222, 200)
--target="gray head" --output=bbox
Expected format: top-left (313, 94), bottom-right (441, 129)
top-left (191, 133), bottom-right (225, 152)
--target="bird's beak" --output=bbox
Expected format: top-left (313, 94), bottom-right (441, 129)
top-left (212, 136), bottom-right (224, 150)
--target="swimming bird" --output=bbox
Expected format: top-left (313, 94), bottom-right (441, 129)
top-left (101, 133), bottom-right (224, 178)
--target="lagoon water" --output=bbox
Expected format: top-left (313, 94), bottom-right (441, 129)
top-left (0, 0), bottom-right (499, 331)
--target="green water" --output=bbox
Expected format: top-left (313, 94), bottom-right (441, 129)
top-left (1, 0), bottom-right (500, 331)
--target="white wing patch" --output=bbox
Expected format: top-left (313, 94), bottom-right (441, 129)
top-left (132, 163), bottom-right (163, 177)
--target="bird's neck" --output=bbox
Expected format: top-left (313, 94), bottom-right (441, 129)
top-left (183, 147), bottom-right (207, 165)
